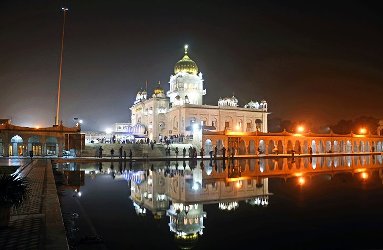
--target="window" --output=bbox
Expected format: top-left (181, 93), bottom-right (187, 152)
top-left (225, 121), bottom-right (230, 129)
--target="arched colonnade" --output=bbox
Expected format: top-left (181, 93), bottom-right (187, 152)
top-left (203, 133), bottom-right (383, 155)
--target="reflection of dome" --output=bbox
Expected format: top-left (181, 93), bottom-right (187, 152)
top-left (174, 233), bottom-right (198, 250)
top-left (174, 45), bottom-right (198, 75)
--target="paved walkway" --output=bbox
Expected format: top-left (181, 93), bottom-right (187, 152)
top-left (0, 159), bottom-right (68, 249)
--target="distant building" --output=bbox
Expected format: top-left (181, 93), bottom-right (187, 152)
top-left (129, 45), bottom-right (269, 144)
top-left (0, 121), bottom-right (84, 157)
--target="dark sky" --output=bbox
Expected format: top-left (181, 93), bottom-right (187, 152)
top-left (1, 0), bottom-right (382, 131)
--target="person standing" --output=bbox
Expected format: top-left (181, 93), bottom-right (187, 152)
top-left (99, 146), bottom-right (103, 158)
top-left (129, 149), bottom-right (133, 160)
top-left (183, 147), bottom-right (186, 158)
top-left (175, 147), bottom-right (179, 158)
top-left (214, 146), bottom-right (218, 159)
top-left (222, 147), bottom-right (226, 159)
top-left (111, 148), bottom-right (115, 159)
top-left (119, 146), bottom-right (123, 158)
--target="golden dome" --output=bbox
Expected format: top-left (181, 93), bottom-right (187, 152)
top-left (174, 45), bottom-right (198, 75)
top-left (154, 81), bottom-right (165, 95)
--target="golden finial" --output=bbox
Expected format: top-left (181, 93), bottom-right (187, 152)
top-left (184, 44), bottom-right (189, 54)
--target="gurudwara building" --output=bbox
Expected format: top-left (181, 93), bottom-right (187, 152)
top-left (128, 45), bottom-right (269, 144)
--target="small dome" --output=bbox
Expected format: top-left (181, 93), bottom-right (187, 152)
top-left (174, 45), bottom-right (198, 75)
top-left (244, 100), bottom-right (260, 109)
top-left (153, 81), bottom-right (165, 96)
top-left (218, 96), bottom-right (238, 107)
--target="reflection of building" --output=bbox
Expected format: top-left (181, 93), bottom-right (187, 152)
top-left (129, 162), bottom-right (270, 248)
top-left (130, 45), bottom-right (269, 143)
top-left (130, 170), bottom-right (169, 219)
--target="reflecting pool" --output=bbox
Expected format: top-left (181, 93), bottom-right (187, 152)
top-left (56, 154), bottom-right (383, 249)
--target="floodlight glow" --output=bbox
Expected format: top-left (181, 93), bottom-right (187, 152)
top-left (79, 120), bottom-right (83, 124)
top-left (359, 128), bottom-right (367, 134)
top-left (192, 123), bottom-right (199, 131)
top-left (297, 126), bottom-right (305, 133)
top-left (105, 128), bottom-right (112, 134)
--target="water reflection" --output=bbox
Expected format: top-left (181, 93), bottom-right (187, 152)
top-left (57, 154), bottom-right (383, 248)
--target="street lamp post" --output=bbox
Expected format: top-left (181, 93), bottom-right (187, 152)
top-left (55, 7), bottom-right (69, 125)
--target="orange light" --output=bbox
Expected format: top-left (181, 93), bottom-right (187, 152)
top-left (235, 124), bottom-right (241, 130)
top-left (235, 181), bottom-right (242, 189)
top-left (361, 172), bottom-right (368, 180)
top-left (298, 177), bottom-right (305, 185)
top-left (359, 128), bottom-right (367, 134)
top-left (297, 126), bottom-right (305, 133)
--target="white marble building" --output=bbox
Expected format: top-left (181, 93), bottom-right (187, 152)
top-left (130, 45), bottom-right (269, 143)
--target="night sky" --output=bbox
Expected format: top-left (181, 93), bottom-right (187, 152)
top-left (1, 0), bottom-right (382, 131)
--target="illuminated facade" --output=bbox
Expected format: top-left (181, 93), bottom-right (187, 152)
top-left (130, 45), bottom-right (269, 144)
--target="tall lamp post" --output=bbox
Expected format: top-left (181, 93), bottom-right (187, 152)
top-left (55, 7), bottom-right (69, 125)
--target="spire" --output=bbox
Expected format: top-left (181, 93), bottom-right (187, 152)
top-left (184, 44), bottom-right (189, 54)
top-left (145, 80), bottom-right (148, 92)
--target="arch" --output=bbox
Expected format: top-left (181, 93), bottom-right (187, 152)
top-left (353, 141), bottom-right (358, 153)
top-left (216, 139), bottom-right (223, 154)
top-left (28, 135), bottom-right (42, 156)
top-left (360, 141), bottom-right (365, 152)
top-left (268, 140), bottom-right (275, 154)
top-left (277, 140), bottom-right (283, 154)
top-left (302, 140), bottom-right (309, 154)
top-left (325, 141), bottom-right (331, 153)
top-left (311, 140), bottom-right (317, 154)
top-left (346, 140), bottom-right (352, 153)
top-left (204, 139), bottom-right (212, 155)
top-left (258, 140), bottom-right (265, 154)
top-left (46, 136), bottom-right (58, 156)
top-left (365, 141), bottom-right (370, 152)
top-left (294, 141), bottom-right (302, 154)
top-left (248, 140), bottom-right (256, 155)
top-left (10, 135), bottom-right (24, 156)
top-left (333, 140), bottom-right (339, 153)
top-left (238, 140), bottom-right (246, 155)
top-left (286, 140), bottom-right (293, 153)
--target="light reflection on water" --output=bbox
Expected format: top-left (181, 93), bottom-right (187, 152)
top-left (58, 154), bottom-right (383, 249)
